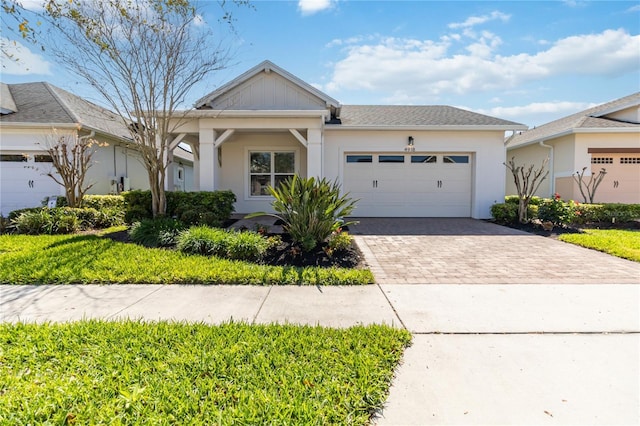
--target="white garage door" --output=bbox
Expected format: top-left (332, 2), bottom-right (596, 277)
top-left (343, 153), bottom-right (472, 217)
top-left (0, 154), bottom-right (61, 216)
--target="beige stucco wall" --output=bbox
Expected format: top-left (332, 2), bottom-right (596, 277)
top-left (505, 142), bottom-right (553, 198)
top-left (323, 128), bottom-right (507, 219)
top-left (507, 131), bottom-right (640, 203)
top-left (574, 132), bottom-right (640, 203)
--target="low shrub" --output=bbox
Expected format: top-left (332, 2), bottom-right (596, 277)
top-left (327, 231), bottom-right (353, 252)
top-left (538, 195), bottom-right (575, 226)
top-left (129, 218), bottom-right (186, 248)
top-left (81, 195), bottom-right (125, 211)
top-left (8, 206), bottom-right (124, 235)
top-left (11, 209), bottom-right (81, 235)
top-left (573, 203), bottom-right (640, 224)
top-left (11, 210), bottom-right (54, 235)
top-left (177, 226), bottom-right (270, 262)
top-left (490, 203), bottom-right (519, 224)
top-left (505, 195), bottom-right (543, 206)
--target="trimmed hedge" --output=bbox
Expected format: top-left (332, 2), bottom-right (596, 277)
top-left (122, 190), bottom-right (236, 225)
top-left (493, 197), bottom-right (640, 226)
top-left (81, 195), bottom-right (125, 211)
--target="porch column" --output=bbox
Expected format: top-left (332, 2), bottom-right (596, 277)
top-left (165, 148), bottom-right (175, 191)
top-left (165, 133), bottom-right (186, 191)
top-left (306, 128), bottom-right (323, 178)
top-left (199, 128), bottom-right (216, 191)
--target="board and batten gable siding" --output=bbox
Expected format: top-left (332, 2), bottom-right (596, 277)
top-left (205, 72), bottom-right (328, 111)
top-left (323, 129), bottom-right (507, 219)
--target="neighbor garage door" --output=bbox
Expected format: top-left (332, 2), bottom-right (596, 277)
top-left (589, 152), bottom-right (640, 204)
top-left (0, 154), bottom-right (61, 216)
top-left (343, 153), bottom-right (472, 217)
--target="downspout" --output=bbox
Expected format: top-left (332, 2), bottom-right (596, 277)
top-left (539, 140), bottom-right (554, 196)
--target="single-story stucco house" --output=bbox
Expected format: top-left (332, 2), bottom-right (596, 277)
top-left (0, 82), bottom-right (194, 216)
top-left (167, 60), bottom-right (526, 219)
top-left (506, 92), bottom-right (640, 204)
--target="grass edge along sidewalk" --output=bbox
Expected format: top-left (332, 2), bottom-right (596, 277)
top-left (0, 230), bottom-right (373, 285)
top-left (0, 320), bottom-right (411, 424)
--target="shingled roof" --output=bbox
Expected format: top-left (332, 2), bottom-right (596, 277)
top-left (508, 92), bottom-right (640, 148)
top-left (336, 105), bottom-right (525, 128)
top-left (0, 82), bottom-right (131, 140)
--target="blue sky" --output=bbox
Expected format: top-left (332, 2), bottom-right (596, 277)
top-left (2, 0), bottom-right (639, 127)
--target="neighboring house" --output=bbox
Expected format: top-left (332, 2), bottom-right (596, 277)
top-left (0, 82), bottom-right (193, 216)
top-left (506, 92), bottom-right (640, 204)
top-left (168, 60), bottom-right (526, 218)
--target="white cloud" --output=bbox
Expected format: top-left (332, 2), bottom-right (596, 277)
top-left (478, 101), bottom-right (597, 119)
top-left (298, 0), bottom-right (334, 16)
top-left (1, 38), bottom-right (52, 75)
top-left (19, 0), bottom-right (44, 11)
top-left (627, 5), bottom-right (640, 13)
top-left (323, 29), bottom-right (640, 100)
top-left (448, 11), bottom-right (510, 29)
top-left (476, 101), bottom-right (599, 127)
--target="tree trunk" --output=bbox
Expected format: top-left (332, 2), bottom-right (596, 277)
top-left (518, 198), bottom-right (528, 223)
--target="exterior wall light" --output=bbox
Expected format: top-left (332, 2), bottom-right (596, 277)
top-left (405, 136), bottom-right (415, 152)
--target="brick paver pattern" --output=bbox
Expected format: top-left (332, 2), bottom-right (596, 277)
top-left (351, 218), bottom-right (640, 284)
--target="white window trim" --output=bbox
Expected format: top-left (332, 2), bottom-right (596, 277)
top-left (244, 146), bottom-right (299, 201)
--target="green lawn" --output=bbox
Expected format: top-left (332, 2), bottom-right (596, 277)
top-left (559, 229), bottom-right (640, 262)
top-left (0, 229), bottom-right (373, 285)
top-left (0, 320), bottom-right (411, 424)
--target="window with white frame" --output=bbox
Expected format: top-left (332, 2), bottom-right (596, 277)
top-left (249, 151), bottom-right (295, 196)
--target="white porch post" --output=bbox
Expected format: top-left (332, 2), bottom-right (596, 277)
top-left (191, 143), bottom-right (200, 191)
top-left (165, 148), bottom-right (175, 191)
top-left (306, 128), bottom-right (323, 178)
top-left (199, 128), bottom-right (216, 191)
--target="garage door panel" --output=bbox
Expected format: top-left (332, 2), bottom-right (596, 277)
top-left (343, 152), bottom-right (472, 217)
top-left (0, 161), bottom-right (61, 216)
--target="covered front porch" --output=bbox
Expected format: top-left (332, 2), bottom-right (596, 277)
top-left (167, 111), bottom-right (328, 213)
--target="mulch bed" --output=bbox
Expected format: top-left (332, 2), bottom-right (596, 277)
top-left (498, 220), bottom-right (640, 238)
top-left (260, 233), bottom-right (363, 268)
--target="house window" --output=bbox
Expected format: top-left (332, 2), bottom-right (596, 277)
top-left (411, 155), bottom-right (437, 163)
top-left (443, 155), bottom-right (469, 164)
top-left (34, 155), bottom-right (53, 163)
top-left (346, 155), bottom-right (372, 163)
top-left (591, 157), bottom-right (613, 164)
top-left (0, 154), bottom-right (27, 162)
top-left (379, 155), bottom-right (404, 163)
top-left (249, 151), bottom-right (295, 196)
top-left (620, 157), bottom-right (640, 164)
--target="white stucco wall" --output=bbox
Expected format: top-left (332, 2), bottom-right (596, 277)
top-left (323, 129), bottom-right (507, 219)
top-left (505, 142), bottom-right (553, 198)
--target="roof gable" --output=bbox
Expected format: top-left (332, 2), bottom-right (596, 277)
top-left (508, 92), bottom-right (640, 148)
top-left (0, 82), bottom-right (131, 140)
top-left (195, 60), bottom-right (340, 111)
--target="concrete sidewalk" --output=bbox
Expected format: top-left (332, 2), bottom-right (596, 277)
top-left (1, 283), bottom-right (639, 425)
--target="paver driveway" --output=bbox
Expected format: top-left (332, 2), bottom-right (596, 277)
top-left (351, 218), bottom-right (640, 284)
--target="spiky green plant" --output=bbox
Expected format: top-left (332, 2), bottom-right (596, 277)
top-left (246, 176), bottom-right (358, 251)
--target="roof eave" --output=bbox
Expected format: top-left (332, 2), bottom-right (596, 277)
top-left (507, 127), bottom-right (640, 149)
top-left (0, 121), bottom-right (133, 143)
top-left (178, 109), bottom-right (331, 119)
top-left (326, 124), bottom-right (528, 131)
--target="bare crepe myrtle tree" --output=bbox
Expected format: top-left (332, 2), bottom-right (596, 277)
top-left (37, 127), bottom-right (106, 208)
top-left (573, 167), bottom-right (607, 203)
top-left (505, 157), bottom-right (549, 223)
top-left (43, 0), bottom-right (244, 216)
